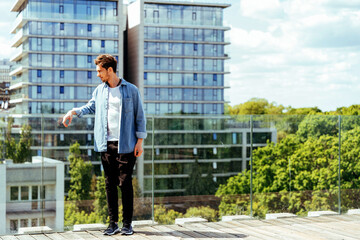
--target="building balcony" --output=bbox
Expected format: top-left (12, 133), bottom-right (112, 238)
top-left (10, 47), bottom-right (28, 62)
top-left (11, 12), bottom-right (28, 34)
top-left (11, 28), bottom-right (28, 48)
top-left (9, 64), bottom-right (27, 77)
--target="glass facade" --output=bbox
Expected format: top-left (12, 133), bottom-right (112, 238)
top-left (142, 2), bottom-right (229, 115)
top-left (10, 0), bottom-right (120, 115)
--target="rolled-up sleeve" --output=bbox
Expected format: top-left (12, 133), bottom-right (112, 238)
top-left (73, 91), bottom-right (96, 118)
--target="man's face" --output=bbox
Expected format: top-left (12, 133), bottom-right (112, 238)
top-left (96, 65), bottom-right (110, 83)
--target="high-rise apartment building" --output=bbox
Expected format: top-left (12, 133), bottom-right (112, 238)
top-left (0, 59), bottom-right (12, 110)
top-left (127, 0), bottom-right (230, 115)
top-left (10, 0), bottom-right (125, 115)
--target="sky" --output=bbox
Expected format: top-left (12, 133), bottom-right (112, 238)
top-left (1, 0), bottom-right (360, 111)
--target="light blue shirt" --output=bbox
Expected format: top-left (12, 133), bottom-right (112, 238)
top-left (74, 78), bottom-right (147, 153)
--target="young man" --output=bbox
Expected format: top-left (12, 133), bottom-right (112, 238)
top-left (62, 54), bottom-right (147, 236)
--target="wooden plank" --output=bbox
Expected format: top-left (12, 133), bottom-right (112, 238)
top-left (58, 232), bottom-right (86, 240)
top-left (310, 222), bottom-right (359, 240)
top-left (259, 224), bottom-right (318, 240)
top-left (16, 235), bottom-right (35, 240)
top-left (207, 221), bottom-right (280, 240)
top-left (44, 233), bottom-right (67, 240)
top-left (292, 222), bottom-right (356, 240)
top-left (1, 236), bottom-right (21, 240)
top-left (130, 226), bottom-right (180, 240)
top-left (29, 235), bottom-right (52, 240)
top-left (87, 230), bottom-right (117, 240)
top-left (70, 232), bottom-right (98, 240)
top-left (275, 222), bottom-right (328, 240)
top-left (205, 222), bottom-right (260, 240)
top-left (164, 224), bottom-right (211, 239)
top-left (150, 225), bottom-right (197, 239)
top-left (317, 221), bottom-right (360, 237)
top-left (181, 223), bottom-right (244, 239)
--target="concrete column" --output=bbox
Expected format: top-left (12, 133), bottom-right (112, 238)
top-left (242, 130), bottom-right (247, 171)
top-left (55, 161), bottom-right (64, 232)
top-left (0, 164), bottom-right (6, 235)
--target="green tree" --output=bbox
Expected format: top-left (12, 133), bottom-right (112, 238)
top-left (67, 142), bottom-right (93, 201)
top-left (296, 115), bottom-right (338, 142)
top-left (3, 118), bottom-right (32, 163)
top-left (93, 172), bottom-right (108, 223)
top-left (185, 159), bottom-right (213, 195)
top-left (154, 205), bottom-right (183, 224)
top-left (228, 98), bottom-right (285, 115)
top-left (184, 206), bottom-right (218, 222)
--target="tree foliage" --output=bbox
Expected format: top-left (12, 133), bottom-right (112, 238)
top-left (0, 118), bottom-right (32, 163)
top-left (227, 98), bottom-right (285, 115)
top-left (216, 125), bottom-right (360, 217)
top-left (67, 142), bottom-right (93, 201)
top-left (185, 159), bottom-right (217, 195)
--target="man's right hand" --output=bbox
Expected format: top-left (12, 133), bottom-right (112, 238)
top-left (62, 110), bottom-right (75, 127)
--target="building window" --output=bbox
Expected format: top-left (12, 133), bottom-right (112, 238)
top-left (113, 8), bottom-right (118, 16)
top-left (10, 220), bottom-right (18, 232)
top-left (60, 39), bottom-right (65, 47)
top-left (144, 10), bottom-right (147, 18)
top-left (153, 10), bottom-right (159, 23)
top-left (10, 187), bottom-right (18, 201)
top-left (144, 72), bottom-right (147, 80)
top-left (60, 70), bottom-right (64, 78)
top-left (31, 219), bottom-right (38, 227)
top-left (37, 70), bottom-right (42, 78)
top-left (193, 73), bottom-right (197, 81)
top-left (59, 5), bottom-right (64, 14)
top-left (60, 86), bottom-right (64, 94)
top-left (87, 55), bottom-right (92, 63)
top-left (192, 12), bottom-right (196, 21)
top-left (87, 24), bottom-right (92, 32)
top-left (167, 10), bottom-right (171, 19)
top-left (21, 186), bottom-right (29, 200)
top-left (88, 71), bottom-right (92, 79)
top-left (100, 8), bottom-right (106, 21)
top-left (213, 74), bottom-right (217, 81)
top-left (101, 40), bottom-right (105, 48)
top-left (87, 6), bottom-right (91, 15)
top-left (232, 133), bottom-right (237, 144)
top-left (101, 24), bottom-right (105, 32)
top-left (156, 58), bottom-right (160, 65)
top-left (37, 86), bottom-right (42, 94)
top-left (60, 22), bottom-right (64, 30)
top-left (37, 38), bottom-right (42, 46)
top-left (88, 40), bottom-right (92, 47)
top-left (194, 43), bottom-right (198, 51)
top-left (20, 219), bottom-right (28, 228)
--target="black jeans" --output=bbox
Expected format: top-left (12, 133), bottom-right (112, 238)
top-left (101, 141), bottom-right (136, 227)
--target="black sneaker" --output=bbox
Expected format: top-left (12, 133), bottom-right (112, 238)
top-left (121, 225), bottom-right (134, 235)
top-left (103, 222), bottom-right (120, 235)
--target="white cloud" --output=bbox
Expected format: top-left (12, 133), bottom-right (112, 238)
top-left (240, 0), bottom-right (284, 18)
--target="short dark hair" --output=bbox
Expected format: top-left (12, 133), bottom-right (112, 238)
top-left (94, 54), bottom-right (117, 73)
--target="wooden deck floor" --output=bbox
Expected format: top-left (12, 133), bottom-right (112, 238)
top-left (2, 214), bottom-right (360, 240)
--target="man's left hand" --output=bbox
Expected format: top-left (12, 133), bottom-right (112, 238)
top-left (134, 139), bottom-right (143, 157)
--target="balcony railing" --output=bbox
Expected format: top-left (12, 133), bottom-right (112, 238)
top-left (0, 114), bottom-right (359, 235)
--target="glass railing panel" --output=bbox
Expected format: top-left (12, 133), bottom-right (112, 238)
top-left (148, 115), bottom-right (250, 224)
top-left (0, 114), bottom-right (45, 235)
top-left (340, 115), bottom-right (360, 214)
top-left (250, 115), bottom-right (340, 218)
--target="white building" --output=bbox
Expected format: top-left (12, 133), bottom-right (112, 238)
top-left (0, 156), bottom-right (64, 235)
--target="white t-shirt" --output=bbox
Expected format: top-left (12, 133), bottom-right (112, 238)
top-left (107, 86), bottom-right (122, 141)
